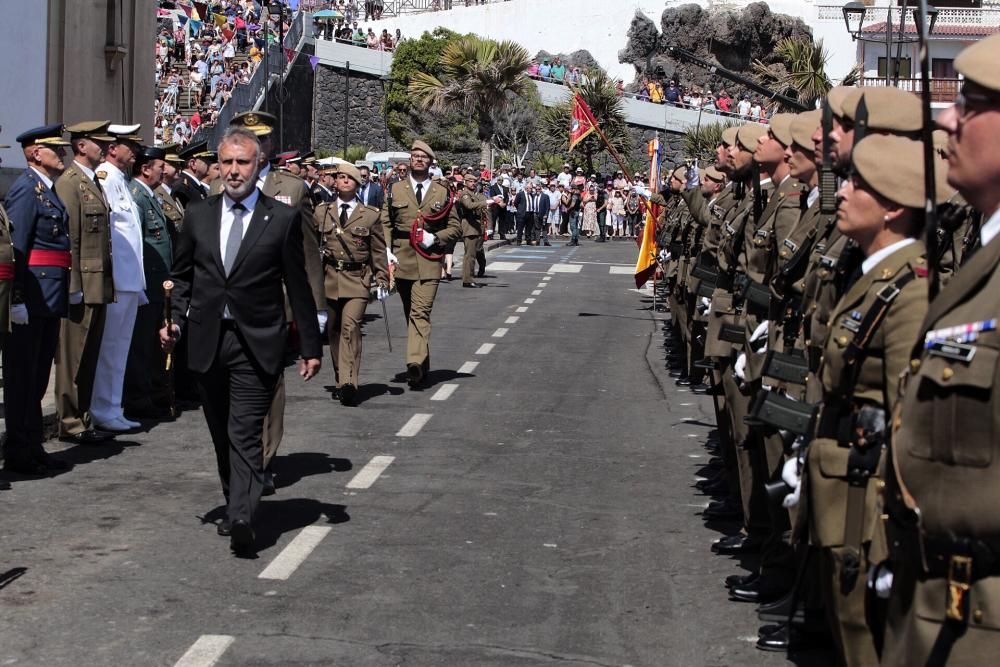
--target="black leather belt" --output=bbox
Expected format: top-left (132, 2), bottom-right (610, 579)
top-left (923, 535), bottom-right (1000, 580)
top-left (324, 258), bottom-right (364, 271)
top-left (391, 230), bottom-right (411, 240)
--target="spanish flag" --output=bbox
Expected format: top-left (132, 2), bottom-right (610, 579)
top-left (634, 137), bottom-right (663, 288)
top-left (569, 93), bottom-right (598, 151)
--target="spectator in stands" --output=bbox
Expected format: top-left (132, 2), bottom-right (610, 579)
top-left (648, 79), bottom-right (664, 104)
top-left (395, 29), bottom-right (404, 46)
top-left (249, 42), bottom-right (263, 64)
top-left (380, 29), bottom-right (394, 51)
top-left (353, 23), bottom-right (365, 46)
top-left (749, 98), bottom-right (762, 120)
top-left (527, 60), bottom-right (539, 78)
top-left (538, 59), bottom-right (551, 81)
top-left (190, 108), bottom-right (202, 135)
top-left (664, 80), bottom-right (681, 106)
top-left (366, 28), bottom-right (378, 49)
top-left (572, 166), bottom-right (586, 188)
top-left (717, 89), bottom-right (732, 114)
top-left (188, 66), bottom-right (204, 108)
top-left (737, 95), bottom-right (751, 117)
top-left (688, 88), bottom-right (703, 110)
top-left (550, 58), bottom-right (566, 83)
top-left (557, 163), bottom-right (572, 188)
top-left (566, 67), bottom-right (580, 86)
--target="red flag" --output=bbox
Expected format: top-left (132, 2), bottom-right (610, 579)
top-left (569, 93), bottom-right (597, 151)
top-left (284, 47), bottom-right (296, 64)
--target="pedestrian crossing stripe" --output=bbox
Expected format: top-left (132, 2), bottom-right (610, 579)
top-left (487, 262), bottom-right (524, 271)
top-left (609, 266), bottom-right (634, 274)
top-left (548, 264), bottom-right (582, 273)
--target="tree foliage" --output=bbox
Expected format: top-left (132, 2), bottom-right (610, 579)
top-left (681, 120), bottom-right (741, 162)
top-left (752, 37), bottom-right (860, 110)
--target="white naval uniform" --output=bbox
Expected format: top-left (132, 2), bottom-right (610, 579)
top-left (90, 161), bottom-right (146, 424)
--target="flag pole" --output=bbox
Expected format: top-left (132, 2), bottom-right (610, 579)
top-left (572, 90), bottom-right (633, 183)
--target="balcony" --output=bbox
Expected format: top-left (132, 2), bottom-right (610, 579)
top-left (860, 76), bottom-right (961, 103)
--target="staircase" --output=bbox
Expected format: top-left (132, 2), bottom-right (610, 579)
top-left (156, 50), bottom-right (252, 141)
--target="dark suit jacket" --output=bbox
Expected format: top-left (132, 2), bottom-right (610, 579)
top-left (358, 181), bottom-right (384, 210)
top-left (172, 172), bottom-right (208, 210)
top-left (514, 191), bottom-right (547, 218)
top-left (170, 193), bottom-right (322, 376)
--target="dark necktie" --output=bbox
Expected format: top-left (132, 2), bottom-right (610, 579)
top-left (224, 203), bottom-right (246, 276)
top-left (415, 183), bottom-right (423, 205)
top-left (340, 203), bottom-right (350, 227)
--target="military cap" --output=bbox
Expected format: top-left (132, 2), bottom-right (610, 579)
top-left (790, 110), bottom-right (822, 149)
top-left (736, 123), bottom-right (768, 152)
top-left (955, 32), bottom-right (1000, 94)
top-left (65, 120), bottom-right (114, 141)
top-left (286, 154), bottom-right (303, 164)
top-left (670, 165), bottom-right (688, 181)
top-left (721, 126), bottom-right (740, 147)
top-left (335, 162), bottom-right (363, 185)
top-left (179, 140), bottom-right (212, 162)
top-left (16, 124), bottom-right (69, 147)
top-left (853, 134), bottom-right (951, 208)
top-left (410, 139), bottom-right (435, 160)
top-left (826, 86), bottom-right (857, 118)
top-left (108, 123), bottom-right (143, 142)
top-left (159, 143), bottom-right (184, 165)
top-left (704, 166), bottom-right (725, 182)
top-left (846, 87), bottom-right (922, 133)
top-left (230, 110), bottom-right (277, 136)
top-left (135, 145), bottom-right (167, 167)
top-left (768, 113), bottom-right (796, 147)
top-left (275, 150), bottom-right (299, 165)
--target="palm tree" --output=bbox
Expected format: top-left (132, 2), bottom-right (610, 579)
top-left (407, 36), bottom-right (532, 166)
top-left (752, 37), bottom-right (861, 110)
top-left (682, 120), bottom-right (741, 163)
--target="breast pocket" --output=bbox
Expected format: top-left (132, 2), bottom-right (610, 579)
top-left (83, 204), bottom-right (106, 233)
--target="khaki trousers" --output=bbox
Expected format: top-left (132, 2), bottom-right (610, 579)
top-left (55, 302), bottom-right (106, 436)
top-left (461, 235), bottom-right (483, 284)
top-left (822, 545), bottom-right (879, 667)
top-left (396, 278), bottom-right (439, 367)
top-left (327, 297), bottom-right (368, 388)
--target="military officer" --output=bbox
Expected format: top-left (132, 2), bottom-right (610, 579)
top-left (124, 146), bottom-right (173, 419)
top-left (2, 124), bottom-right (72, 475)
top-left (172, 141), bottom-right (211, 208)
top-left (315, 163), bottom-right (389, 406)
top-left (380, 139), bottom-right (463, 389)
top-left (53, 121), bottom-right (117, 444)
top-left (457, 171), bottom-right (497, 288)
top-left (882, 33), bottom-right (1000, 666)
top-left (157, 145), bottom-right (186, 240)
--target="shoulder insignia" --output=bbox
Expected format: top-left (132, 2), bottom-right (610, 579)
top-left (96, 171), bottom-right (107, 179)
top-left (881, 268), bottom-right (894, 280)
top-left (913, 266), bottom-right (929, 278)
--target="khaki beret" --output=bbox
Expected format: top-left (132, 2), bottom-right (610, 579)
top-left (932, 129), bottom-right (949, 153)
top-left (721, 126), bottom-right (740, 147)
top-left (853, 134), bottom-right (951, 208)
top-left (827, 86), bottom-right (857, 118)
top-left (955, 32), bottom-right (1000, 94)
top-left (65, 120), bottom-right (114, 141)
top-left (410, 139), bottom-right (435, 160)
top-left (846, 87), bottom-right (922, 133)
top-left (704, 166), bottom-right (725, 182)
top-left (671, 165), bottom-right (688, 181)
top-left (768, 113), bottom-right (796, 147)
top-left (335, 162), bottom-right (363, 185)
top-left (790, 110), bottom-right (821, 149)
top-left (737, 123), bottom-right (768, 152)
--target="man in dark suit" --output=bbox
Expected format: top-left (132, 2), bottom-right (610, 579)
top-left (161, 127), bottom-right (322, 556)
top-left (357, 165), bottom-right (383, 209)
top-left (514, 183), bottom-right (546, 246)
top-left (172, 141), bottom-right (212, 209)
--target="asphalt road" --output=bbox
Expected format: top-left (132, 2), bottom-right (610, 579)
top-left (0, 238), bottom-right (795, 666)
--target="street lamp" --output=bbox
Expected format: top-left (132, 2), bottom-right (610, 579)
top-left (842, 2), bottom-right (939, 86)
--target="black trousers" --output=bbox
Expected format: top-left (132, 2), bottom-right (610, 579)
top-left (516, 213), bottom-right (538, 242)
top-left (2, 316), bottom-right (60, 463)
top-left (197, 324), bottom-right (279, 524)
top-left (124, 302), bottom-right (169, 410)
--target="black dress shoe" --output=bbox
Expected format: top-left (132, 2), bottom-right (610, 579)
top-left (339, 384), bottom-right (357, 406)
top-left (675, 378), bottom-right (693, 386)
top-left (59, 429), bottom-right (115, 445)
top-left (690, 383), bottom-right (712, 393)
top-left (262, 469), bottom-right (276, 496)
top-left (476, 271), bottom-right (486, 278)
top-left (217, 518), bottom-right (232, 537)
top-left (543, 241), bottom-right (551, 246)
top-left (230, 520), bottom-right (255, 555)
top-left (668, 369), bottom-right (686, 378)
top-left (330, 386), bottom-right (341, 401)
top-left (406, 363), bottom-right (425, 389)
top-left (755, 623), bottom-right (829, 652)
top-left (703, 498), bottom-right (742, 521)
top-left (756, 624), bottom-right (791, 651)
top-left (462, 282), bottom-right (483, 288)
top-left (712, 534), bottom-right (762, 555)
top-left (730, 576), bottom-right (791, 604)
top-left (725, 570), bottom-right (759, 590)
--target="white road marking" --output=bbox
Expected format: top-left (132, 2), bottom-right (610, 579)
top-left (505, 316), bottom-right (519, 324)
top-left (396, 414), bottom-right (433, 437)
top-left (687, 453), bottom-right (703, 458)
top-left (609, 266), bottom-right (635, 274)
top-left (476, 343), bottom-right (495, 355)
top-left (431, 384), bottom-right (459, 401)
top-left (458, 361), bottom-right (479, 374)
top-left (174, 635), bottom-right (235, 667)
top-left (487, 261), bottom-right (524, 271)
top-left (531, 290), bottom-right (542, 295)
top-left (515, 306), bottom-right (528, 313)
top-left (548, 263), bottom-right (582, 273)
top-left (258, 526), bottom-right (333, 580)
top-left (492, 328), bottom-right (508, 338)
top-left (524, 298), bottom-right (536, 304)
top-left (542, 276), bottom-right (552, 281)
top-left (346, 455), bottom-right (396, 488)
top-left (536, 282), bottom-right (547, 288)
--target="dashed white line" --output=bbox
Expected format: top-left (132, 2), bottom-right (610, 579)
top-left (258, 526), bottom-right (332, 580)
top-left (492, 328), bottom-right (508, 338)
top-left (458, 361), bottom-right (479, 374)
top-left (609, 266), bottom-right (636, 274)
top-left (174, 635), bottom-right (235, 667)
top-left (515, 306), bottom-right (528, 313)
top-left (347, 455), bottom-right (396, 488)
top-left (536, 282), bottom-right (547, 288)
top-left (531, 290), bottom-right (542, 295)
top-left (505, 316), bottom-right (519, 324)
top-left (431, 383), bottom-right (459, 401)
top-left (396, 414), bottom-right (432, 437)
top-left (542, 276), bottom-right (552, 281)
top-left (476, 343), bottom-right (495, 355)
top-left (548, 264), bottom-right (582, 273)
top-left (524, 298), bottom-right (536, 304)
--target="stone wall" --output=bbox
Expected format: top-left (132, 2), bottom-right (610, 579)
top-left (264, 49), bottom-right (316, 154)
top-left (313, 64), bottom-right (405, 155)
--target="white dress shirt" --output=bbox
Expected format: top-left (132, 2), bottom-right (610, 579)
top-left (409, 174), bottom-right (432, 200)
top-left (220, 189), bottom-right (259, 319)
top-left (97, 160), bottom-right (145, 292)
top-left (861, 237), bottom-right (917, 275)
top-left (334, 196), bottom-right (358, 224)
top-left (29, 167), bottom-right (53, 190)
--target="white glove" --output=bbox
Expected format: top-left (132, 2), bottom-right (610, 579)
top-left (317, 310), bottom-right (328, 335)
top-left (868, 562), bottom-right (894, 599)
top-left (418, 229), bottom-right (437, 249)
top-left (386, 249), bottom-right (398, 265)
top-left (376, 285), bottom-right (389, 302)
top-left (138, 290), bottom-right (150, 306)
top-left (685, 163), bottom-right (701, 190)
top-left (750, 320), bottom-right (769, 343)
top-left (783, 483), bottom-right (802, 509)
top-left (69, 291), bottom-right (84, 305)
top-left (700, 297), bottom-right (711, 309)
top-left (734, 352), bottom-right (747, 381)
top-left (11, 303), bottom-right (28, 326)
top-left (635, 186), bottom-right (652, 199)
top-left (781, 455), bottom-right (802, 489)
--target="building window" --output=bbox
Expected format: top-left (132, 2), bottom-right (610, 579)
top-left (877, 57), bottom-right (912, 79)
top-left (932, 58), bottom-right (957, 79)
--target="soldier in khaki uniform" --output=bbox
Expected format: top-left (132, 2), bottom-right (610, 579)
top-left (157, 145), bottom-right (186, 240)
top-left (315, 163), bottom-right (389, 406)
top-left (797, 135), bottom-right (949, 665)
top-left (380, 140), bottom-right (463, 389)
top-left (53, 121), bottom-right (117, 444)
top-left (882, 34), bottom-right (1000, 666)
top-left (457, 172), bottom-right (496, 288)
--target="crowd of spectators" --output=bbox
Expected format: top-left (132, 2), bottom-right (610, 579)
top-left (634, 76), bottom-right (776, 120)
top-left (317, 20), bottom-right (404, 51)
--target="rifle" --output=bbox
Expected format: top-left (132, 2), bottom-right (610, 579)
top-left (819, 100), bottom-right (838, 215)
top-left (915, 0), bottom-right (940, 299)
top-left (162, 280), bottom-right (177, 418)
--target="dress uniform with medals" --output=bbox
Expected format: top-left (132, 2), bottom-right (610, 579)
top-left (2, 125), bottom-right (72, 475)
top-left (53, 121), bottom-right (117, 443)
top-left (315, 163), bottom-right (389, 405)
top-left (156, 144), bottom-right (186, 241)
top-left (379, 140), bottom-right (463, 388)
top-left (882, 33), bottom-right (1000, 666)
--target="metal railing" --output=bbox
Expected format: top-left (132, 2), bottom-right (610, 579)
top-left (817, 4), bottom-right (1000, 25)
top-left (300, 0), bottom-right (508, 19)
top-left (860, 76), bottom-right (961, 103)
